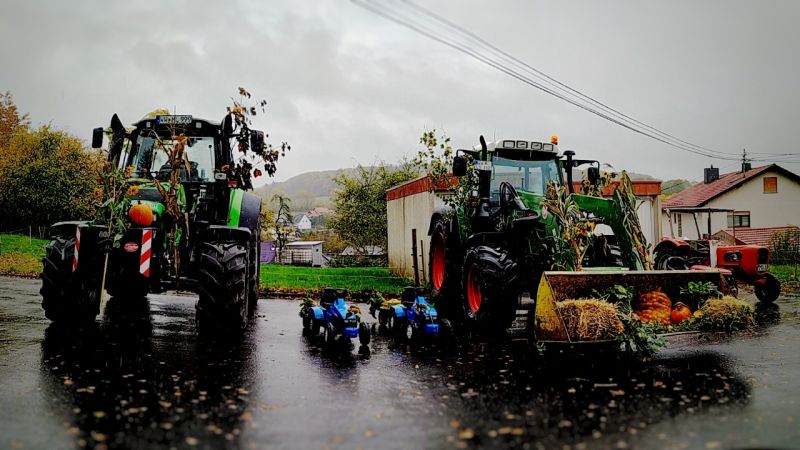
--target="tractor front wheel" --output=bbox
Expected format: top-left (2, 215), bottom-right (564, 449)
top-left (754, 273), bottom-right (781, 303)
top-left (197, 240), bottom-right (250, 333)
top-left (40, 236), bottom-right (101, 324)
top-left (462, 246), bottom-right (513, 331)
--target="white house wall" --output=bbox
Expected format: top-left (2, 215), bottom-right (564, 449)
top-left (387, 191), bottom-right (443, 281)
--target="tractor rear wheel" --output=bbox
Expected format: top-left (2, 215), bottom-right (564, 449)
top-left (654, 248), bottom-right (690, 270)
top-left (462, 246), bottom-right (514, 331)
top-left (40, 236), bottom-right (101, 324)
top-left (429, 217), bottom-right (461, 318)
top-left (754, 273), bottom-right (780, 303)
top-left (197, 240), bottom-right (249, 333)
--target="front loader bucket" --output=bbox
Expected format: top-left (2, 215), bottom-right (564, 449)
top-left (534, 270), bottom-right (732, 343)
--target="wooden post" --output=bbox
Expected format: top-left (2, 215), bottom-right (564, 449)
top-left (411, 229), bottom-right (419, 287)
top-left (419, 239), bottom-right (426, 286)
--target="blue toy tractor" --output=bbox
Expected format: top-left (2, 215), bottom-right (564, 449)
top-left (378, 287), bottom-right (448, 342)
top-left (302, 288), bottom-right (370, 346)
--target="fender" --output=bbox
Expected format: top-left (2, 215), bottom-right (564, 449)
top-left (428, 205), bottom-right (455, 236)
top-left (309, 306), bottom-right (326, 321)
top-left (390, 304), bottom-right (406, 319)
top-left (49, 221), bottom-right (90, 239)
top-left (204, 225), bottom-right (251, 243)
top-left (653, 237), bottom-right (691, 254)
top-left (227, 189), bottom-right (262, 233)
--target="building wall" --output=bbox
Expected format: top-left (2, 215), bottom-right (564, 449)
top-left (387, 190), bottom-right (443, 281)
top-left (661, 169), bottom-right (800, 240)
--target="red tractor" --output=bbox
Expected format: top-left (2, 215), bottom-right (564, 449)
top-left (654, 207), bottom-right (781, 303)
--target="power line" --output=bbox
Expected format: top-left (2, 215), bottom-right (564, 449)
top-left (354, 0), bottom-right (800, 163)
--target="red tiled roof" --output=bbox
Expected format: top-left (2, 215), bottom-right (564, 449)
top-left (713, 225), bottom-right (799, 247)
top-left (663, 164), bottom-right (777, 208)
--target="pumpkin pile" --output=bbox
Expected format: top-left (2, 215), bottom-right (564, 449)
top-left (635, 289), bottom-right (673, 325)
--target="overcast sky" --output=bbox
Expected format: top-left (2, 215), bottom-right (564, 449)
top-left (2, 0), bottom-right (799, 184)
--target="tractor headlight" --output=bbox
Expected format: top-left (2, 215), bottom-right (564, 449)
top-left (723, 252), bottom-right (741, 262)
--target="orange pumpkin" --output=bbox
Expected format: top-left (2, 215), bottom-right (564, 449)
top-left (635, 289), bottom-right (672, 325)
top-left (670, 302), bottom-right (692, 324)
top-left (129, 203), bottom-right (154, 227)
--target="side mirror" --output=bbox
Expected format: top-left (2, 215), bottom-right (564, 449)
top-left (91, 127), bottom-right (104, 149)
top-left (587, 166), bottom-right (600, 184)
top-left (452, 155), bottom-right (467, 177)
top-left (250, 130), bottom-right (265, 153)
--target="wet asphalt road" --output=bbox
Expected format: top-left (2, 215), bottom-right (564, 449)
top-left (1, 276), bottom-right (799, 450)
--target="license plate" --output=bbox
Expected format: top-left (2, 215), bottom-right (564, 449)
top-left (757, 264), bottom-right (768, 272)
top-left (475, 160), bottom-right (492, 171)
top-left (156, 115), bottom-right (192, 125)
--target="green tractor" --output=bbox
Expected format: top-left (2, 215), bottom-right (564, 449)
top-left (427, 136), bottom-right (728, 337)
top-left (40, 113), bottom-right (264, 332)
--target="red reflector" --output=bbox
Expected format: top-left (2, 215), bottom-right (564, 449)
top-left (124, 242), bottom-right (140, 253)
top-left (228, 181), bottom-right (238, 187)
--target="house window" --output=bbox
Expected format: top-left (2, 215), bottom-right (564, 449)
top-left (763, 177), bottom-right (778, 193)
top-left (727, 211), bottom-right (751, 228)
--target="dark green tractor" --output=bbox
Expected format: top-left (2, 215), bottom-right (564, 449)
top-left (427, 136), bottom-right (722, 336)
top-left (40, 113), bottom-right (264, 332)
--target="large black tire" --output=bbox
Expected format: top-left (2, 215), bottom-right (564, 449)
top-left (754, 273), bottom-right (780, 303)
top-left (462, 246), bottom-right (515, 332)
top-left (429, 216), bottom-right (462, 319)
top-left (358, 322), bottom-right (370, 346)
top-left (197, 241), bottom-right (250, 333)
top-left (247, 234), bottom-right (261, 317)
top-left (40, 236), bottom-right (101, 324)
top-left (653, 247), bottom-right (690, 270)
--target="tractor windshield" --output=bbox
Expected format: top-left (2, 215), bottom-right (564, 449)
top-left (490, 156), bottom-right (560, 198)
top-left (129, 135), bottom-right (216, 182)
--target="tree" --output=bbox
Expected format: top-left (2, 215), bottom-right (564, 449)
top-left (0, 91), bottom-right (30, 149)
top-left (329, 163), bottom-right (418, 254)
top-left (271, 193), bottom-right (294, 258)
top-left (0, 124), bottom-right (103, 234)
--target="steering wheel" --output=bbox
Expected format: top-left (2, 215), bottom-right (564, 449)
top-left (499, 181), bottom-right (523, 210)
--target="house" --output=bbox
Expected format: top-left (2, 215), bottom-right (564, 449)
top-left (293, 214), bottom-right (312, 232)
top-left (662, 164), bottom-right (800, 240)
top-left (712, 225), bottom-right (800, 247)
top-left (278, 240), bottom-right (324, 266)
top-left (386, 174), bottom-right (663, 282)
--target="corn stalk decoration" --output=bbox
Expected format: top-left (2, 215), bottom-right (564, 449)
top-left (543, 181), bottom-right (596, 270)
top-left (614, 172), bottom-right (653, 270)
top-left (151, 133), bottom-right (191, 279)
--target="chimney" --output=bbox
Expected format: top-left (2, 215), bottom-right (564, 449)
top-left (741, 162), bottom-right (752, 172)
top-left (704, 165), bottom-right (720, 184)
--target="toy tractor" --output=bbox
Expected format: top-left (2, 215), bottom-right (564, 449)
top-left (655, 207), bottom-right (780, 303)
top-left (375, 286), bottom-right (448, 342)
top-left (426, 136), bottom-right (733, 339)
top-left (40, 113), bottom-right (265, 332)
top-left (302, 288), bottom-right (370, 346)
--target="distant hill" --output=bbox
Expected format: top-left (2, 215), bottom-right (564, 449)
top-left (661, 179), bottom-right (693, 196)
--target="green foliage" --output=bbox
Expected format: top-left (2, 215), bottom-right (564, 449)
top-left (259, 264), bottom-right (412, 295)
top-left (594, 284), bottom-right (666, 358)
top-left (613, 172), bottom-right (653, 270)
top-left (329, 163), bottom-right (417, 255)
top-left (680, 281), bottom-right (720, 308)
top-left (0, 233), bottom-right (49, 275)
top-left (769, 228), bottom-right (799, 280)
top-left (94, 161), bottom-right (131, 249)
top-left (413, 129), bottom-right (478, 214)
top-left (0, 122), bottom-right (103, 233)
top-left (299, 296), bottom-right (315, 318)
top-left (270, 193), bottom-right (295, 255)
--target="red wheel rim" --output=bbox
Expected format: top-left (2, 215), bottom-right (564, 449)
top-left (466, 263), bottom-right (481, 314)
top-left (431, 234), bottom-right (446, 290)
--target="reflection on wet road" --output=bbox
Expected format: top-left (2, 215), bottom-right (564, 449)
top-left (1, 276), bottom-right (798, 449)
